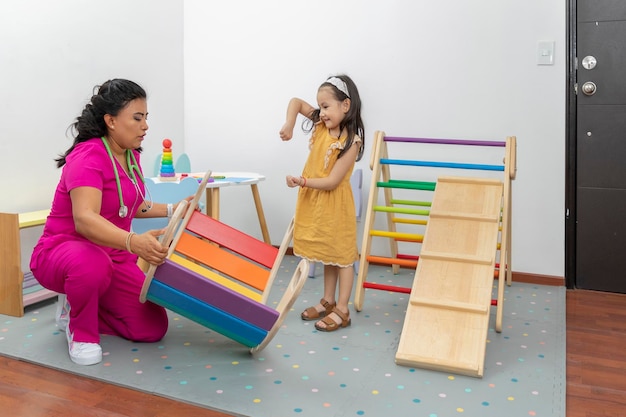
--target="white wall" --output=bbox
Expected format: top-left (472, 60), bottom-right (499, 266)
top-left (0, 1), bottom-right (566, 278)
top-left (0, 0), bottom-right (184, 213)
top-left (184, 0), bottom-right (566, 277)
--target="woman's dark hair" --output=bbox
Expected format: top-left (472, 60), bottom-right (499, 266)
top-left (55, 79), bottom-right (147, 167)
top-left (303, 74), bottom-right (365, 161)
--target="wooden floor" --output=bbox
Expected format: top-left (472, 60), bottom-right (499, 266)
top-left (0, 289), bottom-right (625, 416)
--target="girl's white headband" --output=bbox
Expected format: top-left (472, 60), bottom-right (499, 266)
top-left (325, 77), bottom-right (350, 98)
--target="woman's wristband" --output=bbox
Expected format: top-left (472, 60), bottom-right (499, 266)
top-left (300, 176), bottom-right (307, 187)
top-left (125, 232), bottom-right (136, 254)
top-left (167, 203), bottom-right (173, 218)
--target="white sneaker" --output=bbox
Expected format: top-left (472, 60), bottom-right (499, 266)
top-left (55, 294), bottom-right (70, 332)
top-left (66, 325), bottom-right (102, 366)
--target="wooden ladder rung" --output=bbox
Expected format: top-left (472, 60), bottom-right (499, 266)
top-left (429, 212), bottom-right (499, 222)
top-left (409, 296), bottom-right (489, 314)
top-left (419, 250), bottom-right (493, 265)
top-left (395, 353), bottom-right (480, 374)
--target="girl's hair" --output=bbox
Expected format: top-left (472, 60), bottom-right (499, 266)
top-left (55, 79), bottom-right (147, 168)
top-left (303, 74), bottom-right (365, 161)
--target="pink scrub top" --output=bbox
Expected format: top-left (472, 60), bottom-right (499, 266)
top-left (31, 138), bottom-right (145, 268)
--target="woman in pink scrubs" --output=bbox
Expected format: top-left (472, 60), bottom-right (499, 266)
top-left (31, 79), bottom-right (182, 365)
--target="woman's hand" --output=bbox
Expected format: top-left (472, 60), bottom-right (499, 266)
top-left (130, 230), bottom-right (169, 265)
top-left (175, 196), bottom-right (200, 217)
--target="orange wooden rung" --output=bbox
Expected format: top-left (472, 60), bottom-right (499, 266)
top-left (175, 232), bottom-right (270, 291)
top-left (366, 255), bottom-right (418, 268)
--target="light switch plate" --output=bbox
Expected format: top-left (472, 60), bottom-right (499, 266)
top-left (537, 41), bottom-right (555, 65)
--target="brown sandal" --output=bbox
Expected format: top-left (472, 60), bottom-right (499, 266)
top-left (301, 298), bottom-right (336, 321)
top-left (314, 307), bottom-right (351, 332)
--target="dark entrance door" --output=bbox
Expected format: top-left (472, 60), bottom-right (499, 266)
top-left (574, 1), bottom-right (626, 292)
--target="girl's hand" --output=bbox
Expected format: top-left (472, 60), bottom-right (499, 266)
top-left (286, 175), bottom-right (301, 188)
top-left (279, 123), bottom-right (294, 141)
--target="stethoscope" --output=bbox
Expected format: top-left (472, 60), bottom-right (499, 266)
top-left (101, 137), bottom-right (152, 218)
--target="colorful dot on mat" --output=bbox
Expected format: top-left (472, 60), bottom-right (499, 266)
top-left (456, 408), bottom-right (464, 412)
top-left (482, 401), bottom-right (490, 406)
top-left (529, 412), bottom-right (537, 416)
top-left (323, 403), bottom-right (331, 407)
top-left (385, 373), bottom-right (392, 377)
top-left (184, 341), bottom-right (191, 346)
top-left (179, 381), bottom-right (187, 385)
top-left (216, 390), bottom-right (223, 394)
top-left (30, 318), bottom-right (37, 323)
top-left (372, 390), bottom-right (379, 395)
top-left (133, 358), bottom-right (139, 363)
top-left (429, 414), bottom-right (438, 417)
top-left (301, 376), bottom-right (309, 380)
top-left (507, 396), bottom-right (515, 401)
top-left (489, 384), bottom-right (495, 388)
top-left (511, 378), bottom-right (519, 382)
top-left (294, 409), bottom-right (303, 413)
top-left (131, 348), bottom-right (138, 351)
top-left (328, 371), bottom-right (335, 376)
top-left (438, 393), bottom-right (447, 398)
top-left (538, 354), bottom-right (545, 358)
top-left (205, 364), bottom-right (212, 369)
top-left (265, 368), bottom-right (273, 373)
top-left (103, 362), bottom-right (111, 367)
top-left (292, 364), bottom-right (300, 369)
top-left (448, 375), bottom-right (455, 380)
top-left (274, 380), bottom-right (282, 384)
top-left (464, 388), bottom-right (472, 393)
top-left (210, 377), bottom-right (217, 381)
top-left (136, 370), bottom-right (143, 374)
top-left (352, 367), bottom-right (359, 371)
top-left (164, 366), bottom-right (172, 370)
top-left (397, 385), bottom-right (405, 390)
top-left (231, 361), bottom-right (239, 365)
top-left (356, 411), bottom-right (365, 416)
top-left (245, 385), bottom-right (253, 390)
top-left (412, 398), bottom-right (421, 404)
top-left (332, 346), bottom-right (340, 350)
top-left (308, 350), bottom-right (316, 354)
top-left (253, 398), bottom-right (261, 403)
top-left (161, 355), bottom-right (168, 359)
top-left (532, 391), bottom-right (539, 395)
top-left (340, 383), bottom-right (347, 388)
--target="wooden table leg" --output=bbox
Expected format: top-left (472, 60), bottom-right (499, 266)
top-left (205, 188), bottom-right (220, 219)
top-left (251, 184), bottom-right (271, 244)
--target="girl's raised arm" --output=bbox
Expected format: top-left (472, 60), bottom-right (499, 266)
top-left (280, 97), bottom-right (315, 141)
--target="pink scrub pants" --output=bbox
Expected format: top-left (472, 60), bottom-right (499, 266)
top-left (31, 239), bottom-right (168, 344)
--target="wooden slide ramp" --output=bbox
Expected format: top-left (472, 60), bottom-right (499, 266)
top-left (395, 176), bottom-right (503, 378)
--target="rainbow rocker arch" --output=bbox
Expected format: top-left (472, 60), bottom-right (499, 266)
top-left (140, 171), bottom-right (308, 353)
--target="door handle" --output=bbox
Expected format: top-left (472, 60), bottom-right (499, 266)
top-left (581, 81), bottom-right (597, 96)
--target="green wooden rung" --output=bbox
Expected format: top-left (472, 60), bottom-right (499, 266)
top-left (374, 206), bottom-right (430, 216)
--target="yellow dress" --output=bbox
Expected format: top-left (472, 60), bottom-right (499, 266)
top-left (293, 126), bottom-right (361, 267)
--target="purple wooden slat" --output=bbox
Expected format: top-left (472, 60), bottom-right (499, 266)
top-left (384, 136), bottom-right (506, 147)
top-left (153, 259), bottom-right (278, 331)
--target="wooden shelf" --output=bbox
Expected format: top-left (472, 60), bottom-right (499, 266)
top-left (0, 210), bottom-right (55, 317)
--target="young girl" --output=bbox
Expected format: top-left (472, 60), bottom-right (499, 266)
top-left (279, 74), bottom-right (364, 332)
